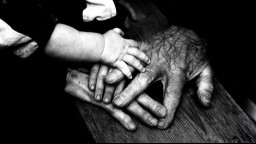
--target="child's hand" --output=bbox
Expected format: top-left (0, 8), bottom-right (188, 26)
top-left (89, 64), bottom-right (126, 103)
top-left (101, 28), bottom-right (150, 79)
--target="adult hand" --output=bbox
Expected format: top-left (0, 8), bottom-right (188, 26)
top-left (105, 26), bottom-right (214, 129)
top-left (65, 69), bottom-right (167, 131)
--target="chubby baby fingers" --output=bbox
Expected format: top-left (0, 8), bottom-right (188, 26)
top-left (128, 47), bottom-right (151, 64)
top-left (114, 61), bottom-right (133, 79)
top-left (102, 85), bottom-right (116, 104)
top-left (94, 65), bottom-right (109, 101)
top-left (89, 64), bottom-right (100, 91)
top-left (123, 54), bottom-right (146, 73)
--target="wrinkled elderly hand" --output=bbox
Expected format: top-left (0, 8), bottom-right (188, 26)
top-left (65, 69), bottom-right (167, 131)
top-left (105, 26), bottom-right (214, 129)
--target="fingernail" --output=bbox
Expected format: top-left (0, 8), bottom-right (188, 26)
top-left (96, 94), bottom-right (101, 101)
top-left (114, 97), bottom-right (124, 107)
top-left (142, 68), bottom-right (146, 72)
top-left (129, 76), bottom-right (133, 79)
top-left (128, 122), bottom-right (136, 130)
top-left (158, 108), bottom-right (167, 117)
top-left (148, 117), bottom-right (158, 126)
top-left (158, 120), bottom-right (165, 128)
top-left (104, 98), bottom-right (110, 103)
top-left (91, 85), bottom-right (95, 90)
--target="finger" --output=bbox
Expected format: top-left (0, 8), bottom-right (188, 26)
top-left (113, 28), bottom-right (125, 36)
top-left (103, 68), bottom-right (116, 104)
top-left (114, 61), bottom-right (132, 79)
top-left (105, 67), bottom-right (135, 84)
top-left (113, 70), bottom-right (156, 107)
top-left (126, 39), bottom-right (139, 48)
top-left (127, 101), bottom-right (158, 127)
top-left (110, 106), bottom-right (137, 131)
top-left (137, 93), bottom-right (167, 118)
top-left (128, 47), bottom-right (151, 64)
top-left (66, 70), bottom-right (136, 131)
top-left (103, 85), bottom-right (116, 104)
top-left (105, 69), bottom-right (125, 84)
top-left (114, 80), bottom-right (126, 98)
top-left (197, 65), bottom-right (214, 107)
top-left (158, 72), bottom-right (185, 129)
top-left (89, 64), bottom-right (100, 90)
top-left (67, 84), bottom-right (136, 131)
top-left (95, 65), bottom-right (109, 101)
top-left (123, 54), bottom-right (145, 72)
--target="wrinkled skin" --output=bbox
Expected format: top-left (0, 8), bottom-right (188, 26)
top-left (107, 26), bottom-right (214, 129)
top-left (65, 26), bottom-right (214, 130)
top-left (65, 69), bottom-right (167, 131)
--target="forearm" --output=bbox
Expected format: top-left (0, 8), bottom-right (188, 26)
top-left (45, 23), bottom-right (105, 63)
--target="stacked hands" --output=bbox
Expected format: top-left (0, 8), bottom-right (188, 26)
top-left (66, 26), bottom-right (214, 131)
top-left (100, 28), bottom-right (151, 80)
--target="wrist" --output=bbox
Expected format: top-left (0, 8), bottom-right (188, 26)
top-left (100, 33), bottom-right (107, 62)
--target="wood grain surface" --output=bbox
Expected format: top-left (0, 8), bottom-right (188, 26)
top-left (76, 79), bottom-right (256, 143)
top-left (75, 0), bottom-right (256, 143)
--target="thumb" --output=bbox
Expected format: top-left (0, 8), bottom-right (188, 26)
top-left (113, 28), bottom-right (125, 36)
top-left (158, 73), bottom-right (185, 129)
top-left (196, 65), bottom-right (214, 107)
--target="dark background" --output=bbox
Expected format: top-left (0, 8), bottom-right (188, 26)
top-left (1, 0), bottom-right (255, 143)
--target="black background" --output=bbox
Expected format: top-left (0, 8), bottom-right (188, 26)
top-left (1, 0), bottom-right (255, 143)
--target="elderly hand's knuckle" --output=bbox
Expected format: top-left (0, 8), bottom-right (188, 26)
top-left (142, 113), bottom-right (150, 120)
top-left (149, 102), bottom-right (158, 111)
top-left (156, 106), bottom-right (164, 113)
top-left (135, 61), bottom-right (142, 68)
top-left (139, 72), bottom-right (153, 84)
top-left (123, 115), bottom-right (131, 123)
top-left (139, 73), bottom-right (149, 80)
top-left (130, 56), bottom-right (136, 63)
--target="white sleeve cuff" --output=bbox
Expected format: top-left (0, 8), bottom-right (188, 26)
top-left (0, 19), bottom-right (38, 58)
top-left (83, 0), bottom-right (117, 22)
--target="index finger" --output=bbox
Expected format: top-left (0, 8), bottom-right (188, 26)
top-left (113, 70), bottom-right (156, 107)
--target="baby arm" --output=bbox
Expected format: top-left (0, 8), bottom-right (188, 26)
top-left (45, 23), bottom-right (105, 62)
top-left (45, 24), bottom-right (150, 79)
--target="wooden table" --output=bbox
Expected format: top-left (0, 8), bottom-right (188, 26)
top-left (75, 0), bottom-right (256, 143)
